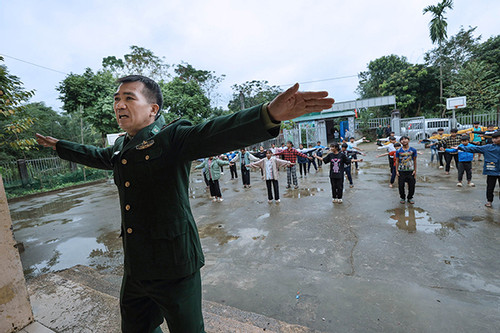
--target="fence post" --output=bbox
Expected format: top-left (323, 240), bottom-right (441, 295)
top-left (70, 162), bottom-right (78, 172)
top-left (16, 160), bottom-right (29, 186)
top-left (391, 110), bottom-right (401, 137)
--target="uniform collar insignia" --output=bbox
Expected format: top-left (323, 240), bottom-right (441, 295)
top-left (151, 125), bottom-right (160, 134)
top-left (135, 140), bottom-right (155, 150)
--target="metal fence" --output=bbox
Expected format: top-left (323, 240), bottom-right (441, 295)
top-left (355, 117), bottom-right (391, 129)
top-left (456, 113), bottom-right (499, 127)
top-left (0, 157), bottom-right (72, 187)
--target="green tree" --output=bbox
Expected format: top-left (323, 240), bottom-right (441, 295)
top-left (0, 56), bottom-right (36, 157)
top-left (102, 46), bottom-right (169, 81)
top-left (174, 62), bottom-right (226, 106)
top-left (228, 80), bottom-right (282, 113)
top-left (160, 77), bottom-right (212, 124)
top-left (447, 61), bottom-right (500, 117)
top-left (357, 55), bottom-right (411, 99)
top-left (474, 35), bottom-right (500, 81)
top-left (379, 65), bottom-right (439, 117)
top-left (423, 0), bottom-right (454, 116)
top-left (57, 68), bottom-right (119, 145)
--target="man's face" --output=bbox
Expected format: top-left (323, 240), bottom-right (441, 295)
top-left (260, 146), bottom-right (264, 152)
top-left (438, 131), bottom-right (444, 136)
top-left (390, 139), bottom-right (396, 144)
top-left (266, 151), bottom-right (273, 159)
top-left (461, 140), bottom-right (469, 146)
top-left (286, 142), bottom-right (292, 149)
top-left (299, 144), bottom-right (304, 149)
top-left (114, 81), bottom-right (158, 136)
top-left (400, 138), bottom-right (409, 146)
top-left (474, 124), bottom-right (479, 128)
top-left (451, 132), bottom-right (457, 137)
top-left (493, 137), bottom-right (500, 145)
top-left (487, 126), bottom-right (494, 131)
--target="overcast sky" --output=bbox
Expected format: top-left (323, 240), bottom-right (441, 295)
top-left (1, 0), bottom-right (499, 112)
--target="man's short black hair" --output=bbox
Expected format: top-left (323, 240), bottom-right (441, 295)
top-left (473, 121), bottom-right (480, 124)
top-left (451, 128), bottom-right (458, 133)
top-left (400, 136), bottom-right (410, 141)
top-left (492, 132), bottom-right (500, 138)
top-left (330, 143), bottom-right (340, 151)
top-left (394, 142), bottom-right (402, 148)
top-left (117, 75), bottom-right (163, 119)
top-left (438, 128), bottom-right (444, 131)
top-left (461, 135), bottom-right (469, 141)
top-left (341, 143), bottom-right (348, 148)
top-left (389, 136), bottom-right (396, 141)
top-left (487, 124), bottom-right (495, 128)
top-left (286, 140), bottom-right (293, 146)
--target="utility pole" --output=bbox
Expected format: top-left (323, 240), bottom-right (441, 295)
top-left (239, 91), bottom-right (245, 110)
top-left (79, 105), bottom-right (86, 181)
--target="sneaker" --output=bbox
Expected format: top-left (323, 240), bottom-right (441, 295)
top-left (220, 172), bottom-right (224, 175)
top-left (349, 184), bottom-right (354, 188)
top-left (408, 199), bottom-right (415, 204)
top-left (457, 182), bottom-right (463, 187)
top-left (389, 184), bottom-right (393, 188)
top-left (268, 200), bottom-right (273, 204)
top-left (439, 166), bottom-right (444, 169)
top-left (445, 172), bottom-right (449, 175)
top-left (247, 185), bottom-right (251, 188)
top-left (217, 198), bottom-right (224, 202)
top-left (286, 185), bottom-right (291, 189)
top-left (212, 198), bottom-right (218, 202)
top-left (400, 199), bottom-right (406, 204)
top-left (332, 198), bottom-right (338, 203)
top-left (338, 199), bottom-right (343, 204)
top-left (294, 185), bottom-right (299, 189)
top-left (468, 182), bottom-right (475, 187)
top-left (275, 199), bottom-right (280, 203)
top-left (485, 202), bottom-right (492, 208)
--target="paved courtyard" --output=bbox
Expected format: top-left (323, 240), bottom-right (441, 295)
top-left (9, 142), bottom-right (500, 332)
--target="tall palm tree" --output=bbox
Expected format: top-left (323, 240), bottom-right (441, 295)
top-left (423, 0), bottom-right (454, 116)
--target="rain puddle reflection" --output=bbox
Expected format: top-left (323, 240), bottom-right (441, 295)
top-left (283, 188), bottom-right (324, 198)
top-left (386, 206), bottom-right (456, 234)
top-left (24, 237), bottom-right (107, 277)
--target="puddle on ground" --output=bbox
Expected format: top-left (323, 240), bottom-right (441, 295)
top-left (23, 237), bottom-right (107, 277)
top-left (283, 188), bottom-right (324, 198)
top-left (198, 223), bottom-right (239, 246)
top-left (13, 218), bottom-right (74, 232)
top-left (387, 206), bottom-right (454, 234)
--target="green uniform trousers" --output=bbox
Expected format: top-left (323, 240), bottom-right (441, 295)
top-left (120, 270), bottom-right (205, 333)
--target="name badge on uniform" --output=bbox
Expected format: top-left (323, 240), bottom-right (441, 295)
top-left (136, 140), bottom-right (155, 150)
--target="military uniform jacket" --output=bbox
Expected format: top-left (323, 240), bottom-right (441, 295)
top-left (56, 104), bottom-right (279, 280)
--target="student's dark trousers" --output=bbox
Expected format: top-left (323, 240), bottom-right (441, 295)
top-left (345, 165), bottom-right (353, 185)
top-left (307, 158), bottom-right (317, 171)
top-left (457, 161), bottom-right (472, 182)
top-left (298, 162), bottom-right (307, 176)
top-left (241, 165), bottom-right (250, 185)
top-left (266, 179), bottom-right (279, 200)
top-left (120, 271), bottom-right (205, 333)
top-left (330, 177), bottom-right (344, 199)
top-left (486, 176), bottom-right (500, 202)
top-left (208, 179), bottom-right (222, 197)
top-left (398, 170), bottom-right (415, 200)
top-left (438, 151), bottom-right (445, 166)
top-left (388, 155), bottom-right (394, 172)
top-left (229, 164), bottom-right (238, 179)
top-left (444, 152), bottom-right (459, 172)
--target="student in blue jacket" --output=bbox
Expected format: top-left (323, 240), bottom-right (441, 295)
top-left (455, 136), bottom-right (475, 187)
top-left (457, 132), bottom-right (500, 207)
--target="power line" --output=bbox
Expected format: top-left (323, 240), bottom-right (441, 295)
top-left (280, 74), bottom-right (359, 87)
top-left (0, 53), bottom-right (68, 75)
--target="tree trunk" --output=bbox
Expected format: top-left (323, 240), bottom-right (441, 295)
top-left (440, 64), bottom-right (445, 117)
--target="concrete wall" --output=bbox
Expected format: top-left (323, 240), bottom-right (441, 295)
top-left (0, 176), bottom-right (33, 333)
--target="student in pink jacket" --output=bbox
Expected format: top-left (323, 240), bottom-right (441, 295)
top-left (248, 150), bottom-right (292, 203)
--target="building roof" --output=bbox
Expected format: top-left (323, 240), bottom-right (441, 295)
top-left (293, 110), bottom-right (355, 123)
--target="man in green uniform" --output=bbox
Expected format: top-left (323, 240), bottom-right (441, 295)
top-left (36, 75), bottom-right (334, 333)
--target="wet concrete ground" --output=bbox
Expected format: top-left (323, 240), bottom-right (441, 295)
top-left (9, 142), bottom-right (500, 332)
